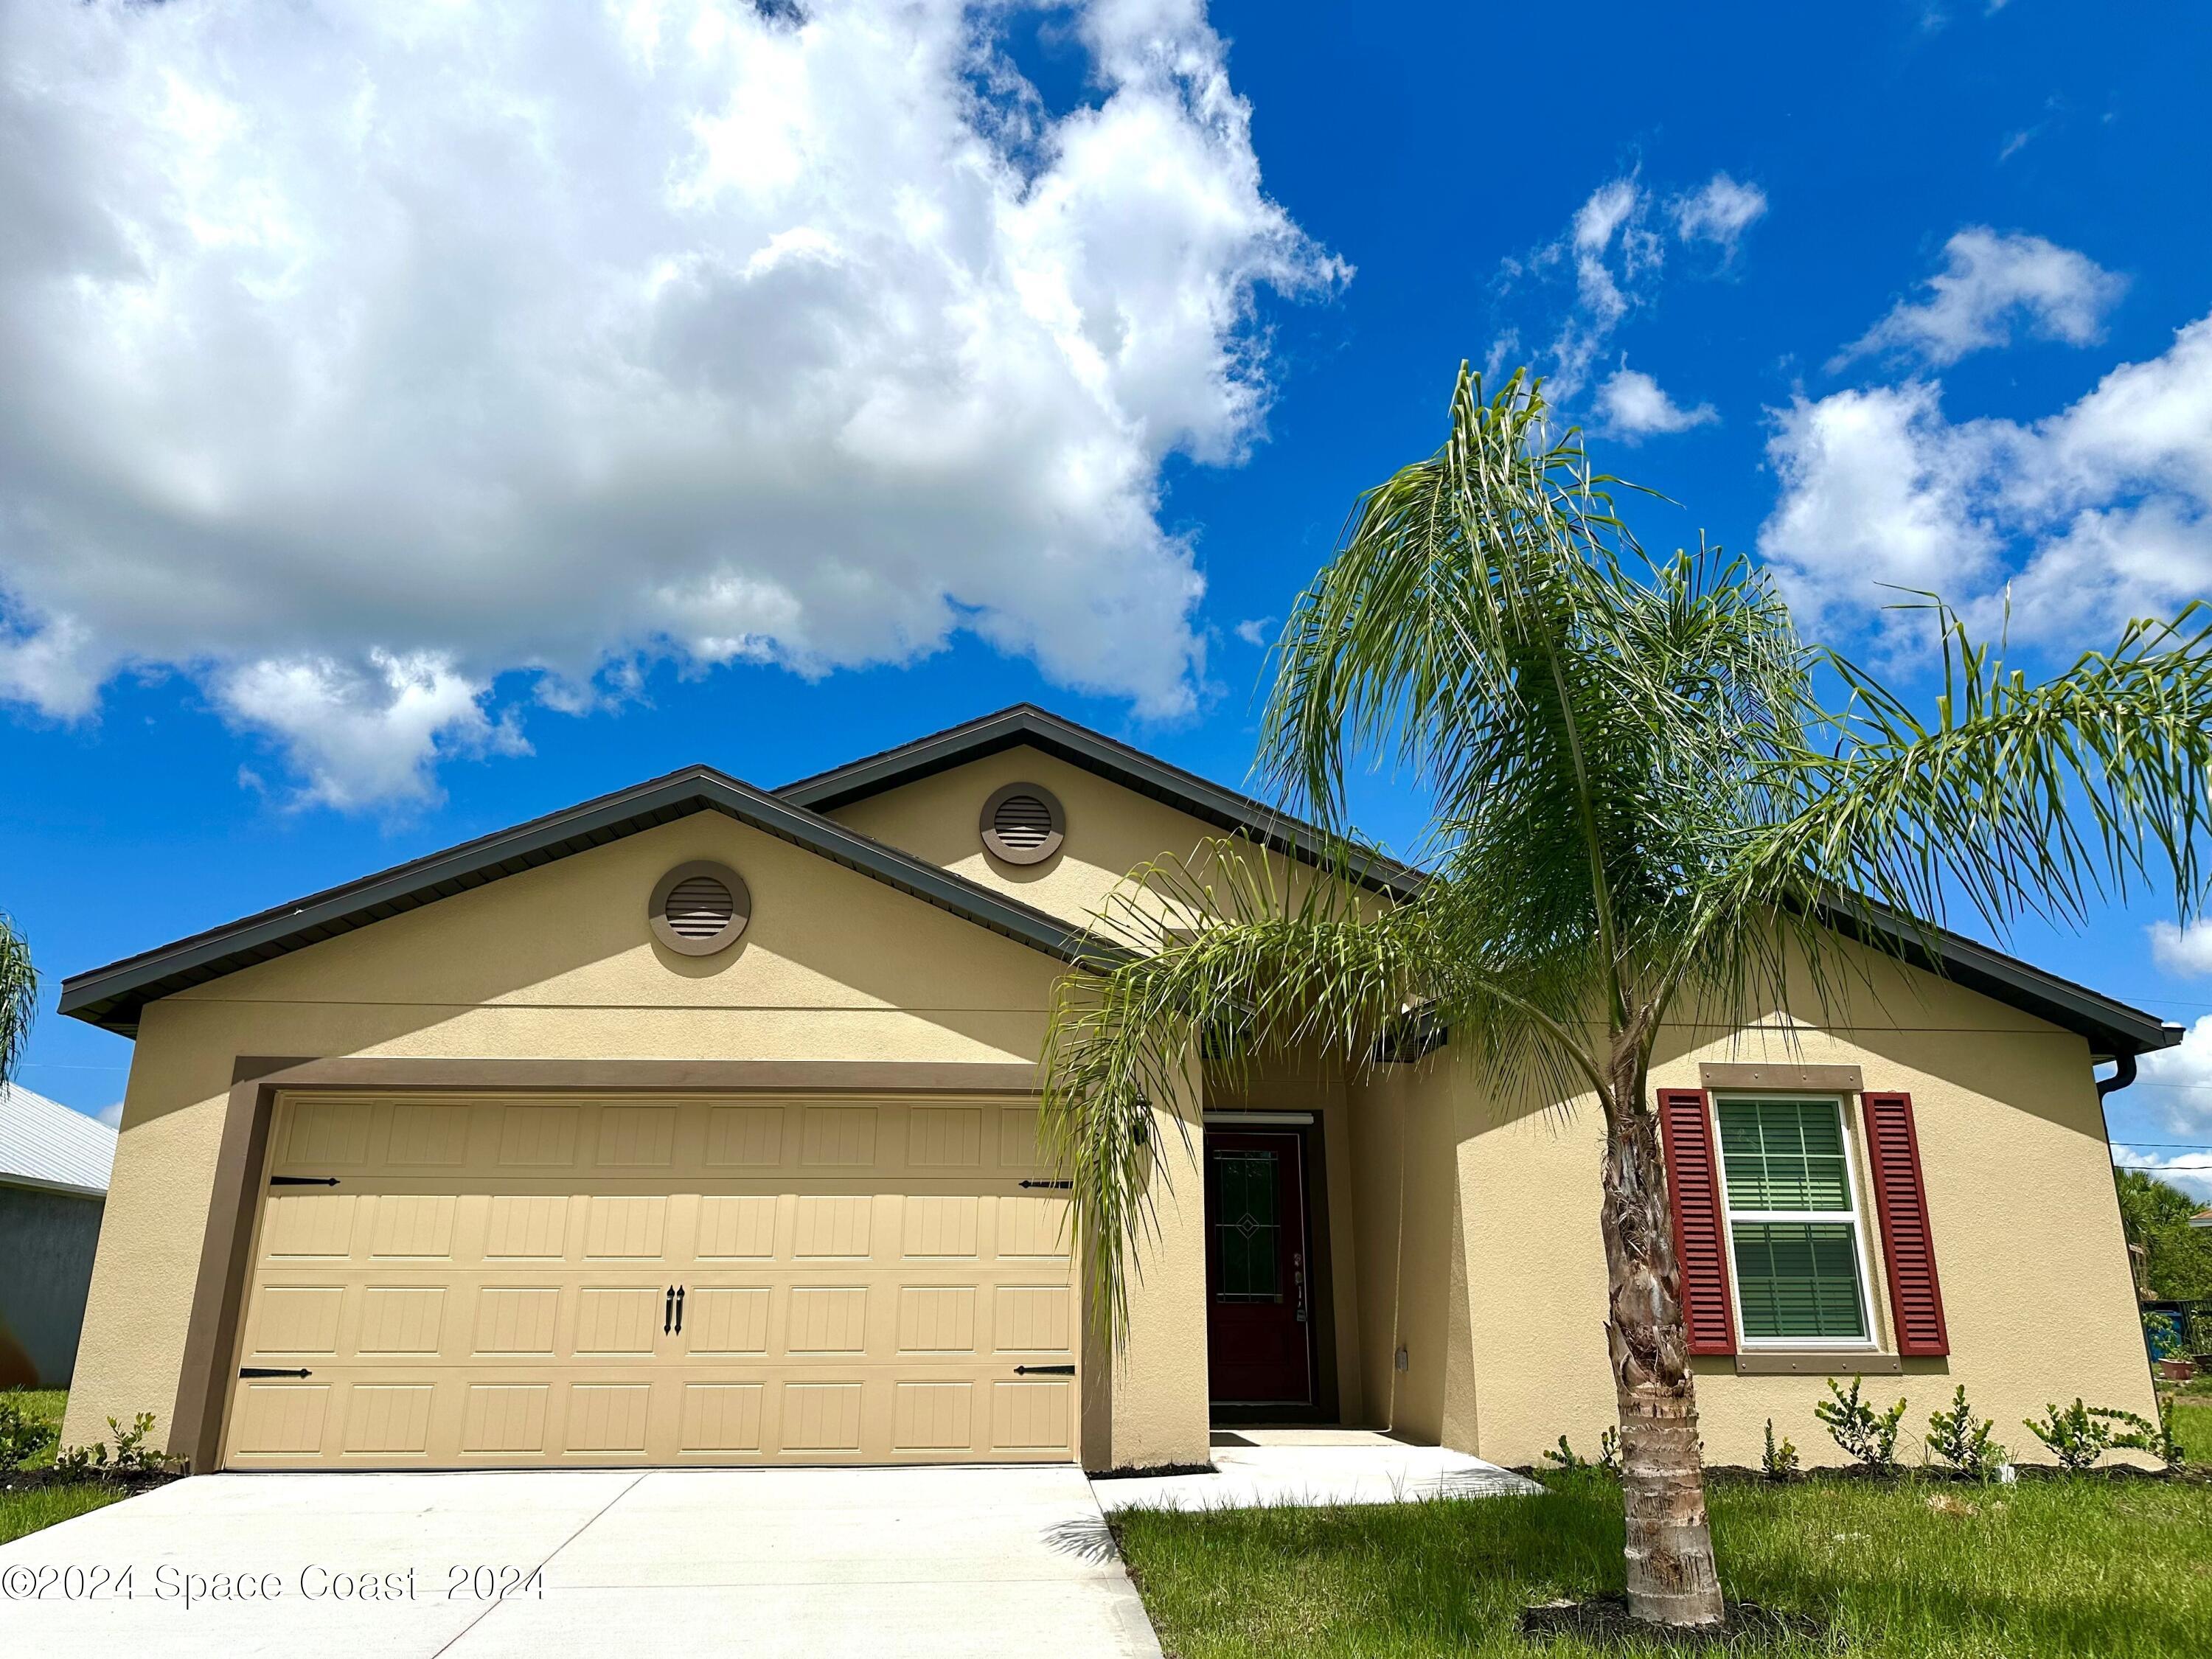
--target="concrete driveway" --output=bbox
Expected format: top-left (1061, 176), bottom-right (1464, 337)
top-left (0, 1466), bottom-right (1162, 1658)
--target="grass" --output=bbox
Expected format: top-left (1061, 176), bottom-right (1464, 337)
top-left (0, 1389), bottom-right (128, 1546)
top-left (0, 1484), bottom-right (128, 1545)
top-left (2168, 1396), bottom-right (2212, 1464)
top-left (1113, 1469), bottom-right (2212, 1658)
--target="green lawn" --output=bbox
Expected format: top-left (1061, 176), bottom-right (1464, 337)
top-left (2170, 1397), bottom-right (2212, 1464)
top-left (1113, 1469), bottom-right (2212, 1658)
top-left (0, 1388), bottom-right (128, 1546)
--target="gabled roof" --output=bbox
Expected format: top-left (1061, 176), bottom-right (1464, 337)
top-left (782, 706), bottom-right (2180, 1062)
top-left (57, 705), bottom-right (2184, 1061)
top-left (58, 763), bottom-right (1130, 1037)
top-left (778, 703), bottom-right (1427, 900)
top-left (0, 1082), bottom-right (116, 1197)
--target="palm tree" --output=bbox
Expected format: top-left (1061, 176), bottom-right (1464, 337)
top-left (1043, 367), bottom-right (2212, 1627)
top-left (0, 912), bottom-right (32, 1085)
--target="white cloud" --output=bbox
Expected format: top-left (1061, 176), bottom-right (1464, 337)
top-left (0, 0), bottom-right (1340, 805)
top-left (217, 650), bottom-right (531, 810)
top-left (94, 1100), bottom-right (124, 1129)
top-left (1595, 365), bottom-right (1717, 442)
top-left (1833, 228), bottom-right (2125, 369)
top-left (1669, 173), bottom-right (1767, 256)
top-left (2129, 1015), bottom-right (2212, 1197)
top-left (1232, 616), bottom-right (1273, 647)
top-left (1496, 170), bottom-right (1757, 406)
top-left (2151, 920), bottom-right (2212, 978)
top-left (1760, 313), bottom-right (2212, 642)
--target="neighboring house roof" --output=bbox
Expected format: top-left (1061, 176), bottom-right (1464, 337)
top-left (2194, 1208), bottom-right (2212, 1230)
top-left (0, 1082), bottom-right (117, 1198)
top-left (58, 763), bottom-right (1131, 1037)
top-left (55, 706), bottom-right (2184, 1061)
top-left (779, 703), bottom-right (1428, 901)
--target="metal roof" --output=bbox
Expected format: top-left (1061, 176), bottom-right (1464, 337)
top-left (58, 762), bottom-right (1130, 1037)
top-left (0, 1082), bottom-right (116, 1197)
top-left (55, 706), bottom-right (2183, 1060)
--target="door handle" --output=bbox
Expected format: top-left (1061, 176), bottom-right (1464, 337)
top-left (664, 1286), bottom-right (675, 1334)
top-left (1294, 1252), bottom-right (1307, 1324)
top-left (674, 1286), bottom-right (685, 1335)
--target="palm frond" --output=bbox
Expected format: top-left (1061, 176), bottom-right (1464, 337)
top-left (0, 913), bottom-right (35, 1086)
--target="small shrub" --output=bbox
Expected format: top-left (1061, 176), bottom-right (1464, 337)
top-left (53, 1412), bottom-right (172, 1480)
top-left (1761, 1418), bottom-right (1800, 1481)
top-left (0, 1392), bottom-right (55, 1470)
top-left (2143, 1312), bottom-right (2183, 1356)
top-left (2020, 1399), bottom-right (2152, 1470)
top-left (1541, 1429), bottom-right (1619, 1474)
top-left (2107, 1399), bottom-right (2187, 1470)
top-left (1926, 1385), bottom-right (2007, 1478)
top-left (1815, 1375), bottom-right (1907, 1471)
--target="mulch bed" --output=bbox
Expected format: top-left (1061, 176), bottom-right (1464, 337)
top-left (0, 1466), bottom-right (184, 1497)
top-left (1522, 1596), bottom-right (1834, 1650)
top-left (1513, 1463), bottom-right (2202, 1487)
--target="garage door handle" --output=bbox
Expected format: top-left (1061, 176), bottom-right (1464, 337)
top-left (270, 1175), bottom-right (340, 1186)
top-left (240, 1367), bottom-right (313, 1379)
top-left (674, 1286), bottom-right (685, 1334)
top-left (1013, 1365), bottom-right (1074, 1376)
top-left (1019, 1180), bottom-right (1072, 1189)
top-left (664, 1287), bottom-right (675, 1333)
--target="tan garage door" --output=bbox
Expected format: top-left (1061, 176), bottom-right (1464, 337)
top-left (223, 1093), bottom-right (1078, 1468)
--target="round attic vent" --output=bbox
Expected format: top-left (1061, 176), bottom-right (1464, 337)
top-left (980, 782), bottom-right (1065, 866)
top-left (648, 860), bottom-right (751, 956)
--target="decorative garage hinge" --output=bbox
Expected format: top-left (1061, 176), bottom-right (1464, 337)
top-left (1018, 1179), bottom-right (1072, 1189)
top-left (269, 1175), bottom-right (340, 1186)
top-left (1012, 1365), bottom-right (1074, 1376)
top-left (239, 1368), bottom-right (313, 1380)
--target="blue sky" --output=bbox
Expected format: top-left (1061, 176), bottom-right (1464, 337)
top-left (1, 1), bottom-right (2208, 1189)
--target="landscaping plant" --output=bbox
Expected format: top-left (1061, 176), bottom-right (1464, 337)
top-left (0, 1392), bottom-right (55, 1470)
top-left (1925, 1385), bottom-right (2006, 1478)
top-left (55, 1412), bottom-right (170, 1479)
top-left (1815, 1375), bottom-right (1907, 1471)
top-left (2020, 1399), bottom-right (2151, 1471)
top-left (1761, 1419), bottom-right (1801, 1481)
top-left (1040, 366), bottom-right (2212, 1627)
top-left (1542, 1430), bottom-right (1620, 1475)
top-left (2108, 1400), bottom-right (2188, 1470)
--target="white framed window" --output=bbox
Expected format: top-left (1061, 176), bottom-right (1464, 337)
top-left (1712, 1094), bottom-right (1878, 1348)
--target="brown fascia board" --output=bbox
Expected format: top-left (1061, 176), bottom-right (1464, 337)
top-left (777, 703), bottom-right (1428, 901)
top-left (58, 763), bottom-right (1130, 1037)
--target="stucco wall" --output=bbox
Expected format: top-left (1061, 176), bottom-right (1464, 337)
top-left (63, 812), bottom-right (1208, 1470)
top-left (1458, 945), bottom-right (2156, 1470)
top-left (827, 745), bottom-right (1318, 936)
top-left (0, 1185), bottom-right (105, 1388)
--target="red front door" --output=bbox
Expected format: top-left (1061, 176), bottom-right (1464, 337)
top-left (1205, 1130), bottom-right (1315, 1406)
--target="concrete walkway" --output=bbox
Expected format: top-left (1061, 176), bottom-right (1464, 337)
top-left (0, 1466), bottom-right (1161, 1658)
top-left (1091, 1427), bottom-right (1541, 1513)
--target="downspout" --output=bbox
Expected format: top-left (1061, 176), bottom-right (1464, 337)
top-left (2096, 1050), bottom-right (2138, 1101)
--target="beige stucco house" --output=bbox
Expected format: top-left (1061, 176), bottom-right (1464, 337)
top-left (59, 706), bottom-right (2174, 1474)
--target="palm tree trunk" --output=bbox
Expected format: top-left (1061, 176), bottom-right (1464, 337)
top-left (1599, 1035), bottom-right (1724, 1626)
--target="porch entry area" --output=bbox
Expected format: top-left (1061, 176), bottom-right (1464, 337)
top-left (1203, 1113), bottom-right (1327, 1420)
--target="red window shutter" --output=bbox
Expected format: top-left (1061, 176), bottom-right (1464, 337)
top-left (1658, 1088), bottom-right (1736, 1356)
top-left (1861, 1091), bottom-right (1950, 1357)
